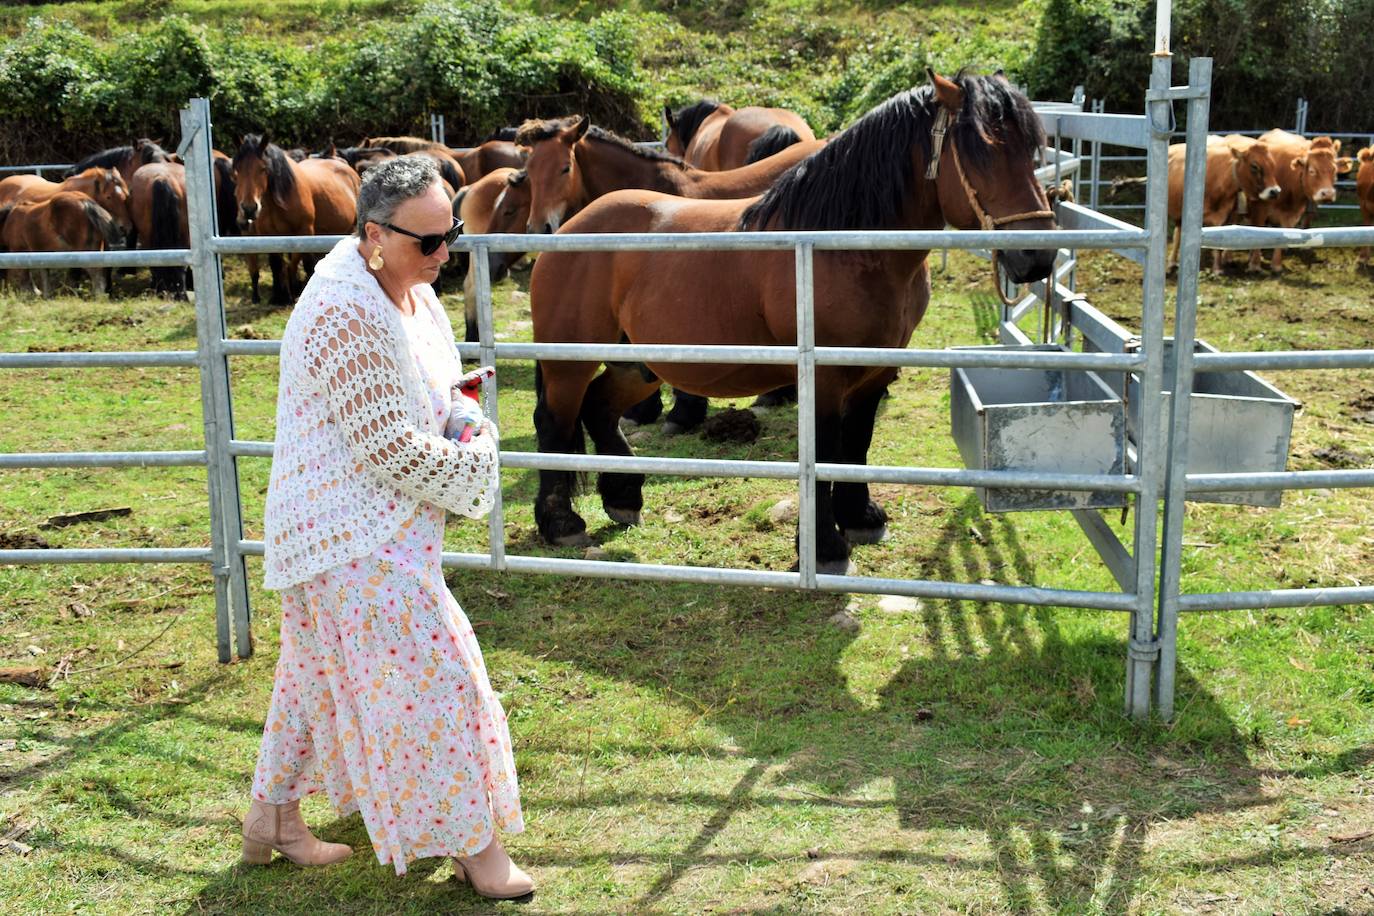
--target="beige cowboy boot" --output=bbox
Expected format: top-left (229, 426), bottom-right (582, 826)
top-left (241, 798), bottom-right (352, 866)
top-left (452, 834), bottom-right (535, 899)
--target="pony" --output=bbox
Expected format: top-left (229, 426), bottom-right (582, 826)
top-left (0, 193), bottom-right (125, 297)
top-left (0, 167), bottom-right (133, 235)
top-left (664, 100), bottom-right (816, 171)
top-left (129, 161), bottom-right (190, 298)
top-left (528, 71), bottom-right (1056, 573)
top-left (232, 133), bottom-right (360, 304)
top-left (452, 141), bottom-right (527, 185)
top-left (66, 138), bottom-right (171, 186)
top-left (453, 167), bottom-right (531, 341)
top-left (515, 117), bottom-right (825, 430)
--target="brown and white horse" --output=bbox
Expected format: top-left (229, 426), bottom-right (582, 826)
top-left (529, 72), bottom-right (1056, 572)
top-left (232, 133), bottom-right (360, 304)
top-left (664, 100), bottom-right (816, 171)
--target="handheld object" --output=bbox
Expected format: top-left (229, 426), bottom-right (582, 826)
top-left (453, 366), bottom-right (495, 443)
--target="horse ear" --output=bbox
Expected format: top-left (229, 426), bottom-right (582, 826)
top-left (927, 67), bottom-right (964, 112)
top-left (570, 116), bottom-right (590, 142)
top-left (507, 170), bottom-right (527, 186)
top-left (993, 68), bottom-right (1007, 81)
top-left (664, 104), bottom-right (676, 129)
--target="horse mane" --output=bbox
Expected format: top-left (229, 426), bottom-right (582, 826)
top-left (67, 146), bottom-right (131, 178)
top-left (486, 126), bottom-right (519, 142)
top-left (669, 100), bottom-right (722, 146)
top-left (513, 118), bottom-right (684, 166)
top-left (234, 133), bottom-right (297, 207)
top-left (133, 139), bottom-right (171, 165)
top-left (740, 73), bottom-right (1045, 231)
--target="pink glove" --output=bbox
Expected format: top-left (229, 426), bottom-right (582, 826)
top-left (445, 366), bottom-right (494, 443)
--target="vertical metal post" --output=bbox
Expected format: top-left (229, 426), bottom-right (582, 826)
top-left (1090, 100), bottom-right (1104, 212)
top-left (1155, 57), bottom-right (1211, 719)
top-left (794, 243), bottom-right (817, 588)
top-left (1124, 54), bottom-right (1173, 719)
top-left (1070, 86), bottom-right (1085, 202)
top-left (182, 98), bottom-right (253, 660)
top-left (472, 242), bottom-right (505, 572)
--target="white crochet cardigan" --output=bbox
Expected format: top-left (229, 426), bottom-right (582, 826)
top-left (262, 236), bottom-right (499, 590)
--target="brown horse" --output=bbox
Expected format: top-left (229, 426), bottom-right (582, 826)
top-left (452, 141), bottom-right (527, 184)
top-left (453, 167), bottom-right (531, 341)
top-left (529, 71), bottom-right (1056, 571)
top-left (232, 133), bottom-right (360, 304)
top-left (0, 192), bottom-right (125, 297)
top-left (664, 100), bottom-right (816, 171)
top-left (361, 135), bottom-right (442, 154)
top-left (0, 167), bottom-right (133, 235)
top-left (129, 161), bottom-right (190, 297)
top-left (516, 118), bottom-right (825, 429)
top-left (516, 118), bottom-right (823, 235)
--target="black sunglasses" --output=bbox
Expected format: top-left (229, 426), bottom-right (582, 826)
top-left (382, 216), bottom-right (463, 256)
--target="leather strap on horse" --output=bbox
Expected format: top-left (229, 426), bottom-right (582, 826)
top-left (947, 131), bottom-right (1056, 230)
top-left (925, 107), bottom-right (950, 180)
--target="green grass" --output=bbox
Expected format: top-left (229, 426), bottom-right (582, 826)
top-left (1, 247), bottom-right (1372, 912)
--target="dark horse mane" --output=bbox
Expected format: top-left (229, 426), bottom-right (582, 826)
top-left (66, 138), bottom-right (170, 178)
top-left (741, 73), bottom-right (1044, 231)
top-left (668, 100), bottom-right (723, 146)
top-left (234, 133), bottom-right (297, 206)
top-left (515, 118), bottom-right (687, 168)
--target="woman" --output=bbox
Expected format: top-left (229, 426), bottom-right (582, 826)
top-left (244, 155), bottom-right (533, 900)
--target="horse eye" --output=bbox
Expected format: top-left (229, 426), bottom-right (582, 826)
top-left (561, 165), bottom-right (571, 174)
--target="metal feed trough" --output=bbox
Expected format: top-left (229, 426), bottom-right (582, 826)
top-left (950, 345), bottom-right (1126, 512)
top-left (1072, 301), bottom-right (1299, 507)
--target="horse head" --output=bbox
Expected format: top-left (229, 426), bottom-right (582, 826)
top-left (662, 100), bottom-right (722, 159)
top-left (94, 168), bottom-right (134, 233)
top-left (514, 115), bottom-right (590, 234)
top-left (232, 132), bottom-right (295, 231)
top-left (924, 69), bottom-right (1057, 284)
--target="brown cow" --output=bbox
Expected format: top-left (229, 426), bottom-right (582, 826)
top-left (1357, 146), bottom-right (1373, 266)
top-left (1246, 130), bottom-right (1354, 271)
top-left (453, 167), bottom-right (531, 341)
top-left (1166, 134), bottom-right (1281, 271)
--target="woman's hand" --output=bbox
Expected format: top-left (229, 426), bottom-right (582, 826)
top-left (446, 391), bottom-right (487, 442)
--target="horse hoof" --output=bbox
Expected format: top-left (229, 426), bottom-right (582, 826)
top-left (842, 525), bottom-right (888, 545)
top-left (605, 507), bottom-right (641, 527)
top-left (817, 558), bottom-right (857, 577)
top-left (552, 530), bottom-right (593, 547)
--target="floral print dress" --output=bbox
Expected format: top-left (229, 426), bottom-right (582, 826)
top-left (251, 303), bottom-right (523, 875)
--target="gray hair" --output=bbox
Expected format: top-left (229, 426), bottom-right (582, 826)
top-left (355, 155), bottom-right (442, 236)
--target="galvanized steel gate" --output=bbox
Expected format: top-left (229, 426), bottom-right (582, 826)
top-left (3, 58), bottom-right (1373, 721)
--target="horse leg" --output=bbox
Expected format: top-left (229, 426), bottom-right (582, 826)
top-left (534, 360), bottom-right (602, 546)
top-left (580, 363), bottom-right (662, 526)
top-left (462, 269), bottom-right (479, 343)
top-left (831, 379), bottom-right (893, 545)
top-left (662, 389), bottom-right (708, 435)
top-left (247, 254), bottom-right (261, 304)
top-left (287, 254), bottom-right (306, 298)
top-left (799, 403), bottom-right (854, 576)
top-left (268, 253), bottom-right (291, 305)
top-left (749, 384), bottom-right (798, 411)
top-left (620, 388), bottom-right (664, 426)
top-left (38, 268), bottom-right (52, 299)
top-left (88, 267), bottom-right (108, 299)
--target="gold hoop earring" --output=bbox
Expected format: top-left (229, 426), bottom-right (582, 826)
top-left (368, 247), bottom-right (384, 271)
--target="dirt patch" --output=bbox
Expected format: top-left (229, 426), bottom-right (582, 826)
top-left (703, 408), bottom-right (760, 443)
top-left (0, 532), bottom-right (50, 550)
top-left (1312, 446), bottom-right (1371, 469)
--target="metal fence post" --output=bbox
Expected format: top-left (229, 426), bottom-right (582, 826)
top-left (795, 242), bottom-right (818, 589)
top-left (181, 98), bottom-right (254, 660)
top-left (1124, 54), bottom-right (1174, 720)
top-left (472, 242), bottom-right (506, 572)
top-left (1155, 58), bottom-right (1212, 719)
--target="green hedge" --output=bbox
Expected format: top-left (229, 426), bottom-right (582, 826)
top-left (1026, 0), bottom-right (1374, 133)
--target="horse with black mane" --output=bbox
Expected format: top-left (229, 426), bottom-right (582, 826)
top-left (529, 71), bottom-right (1056, 573)
top-left (232, 132), bottom-right (360, 304)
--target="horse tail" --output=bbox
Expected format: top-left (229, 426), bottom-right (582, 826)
top-left (745, 126), bottom-right (803, 165)
top-left (149, 178), bottom-right (184, 249)
top-left (0, 204), bottom-right (12, 250)
top-left (212, 155), bottom-right (240, 236)
top-left (81, 198), bottom-right (125, 250)
top-left (434, 155), bottom-right (465, 192)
